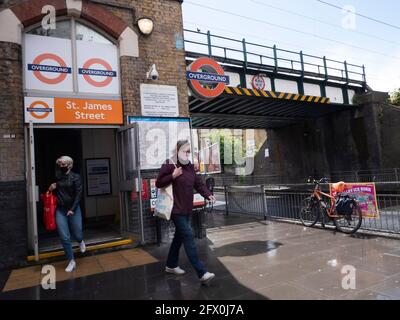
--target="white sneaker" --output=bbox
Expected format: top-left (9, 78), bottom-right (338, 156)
top-left (165, 266), bottom-right (186, 275)
top-left (65, 260), bottom-right (76, 273)
top-left (200, 272), bottom-right (215, 284)
top-left (79, 241), bottom-right (86, 253)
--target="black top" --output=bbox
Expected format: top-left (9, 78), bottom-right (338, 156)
top-left (55, 171), bottom-right (82, 212)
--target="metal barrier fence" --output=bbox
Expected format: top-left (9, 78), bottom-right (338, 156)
top-left (330, 168), bottom-right (400, 183)
top-left (212, 168), bottom-right (400, 187)
top-left (224, 184), bottom-right (400, 235)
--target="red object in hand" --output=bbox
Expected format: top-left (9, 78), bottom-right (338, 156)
top-left (40, 191), bottom-right (57, 231)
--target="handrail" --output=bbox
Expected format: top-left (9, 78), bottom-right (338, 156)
top-left (184, 28), bottom-right (366, 84)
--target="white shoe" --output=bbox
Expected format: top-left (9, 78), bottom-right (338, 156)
top-left (165, 266), bottom-right (186, 275)
top-left (65, 260), bottom-right (76, 273)
top-left (200, 272), bottom-right (215, 284)
top-left (79, 241), bottom-right (86, 253)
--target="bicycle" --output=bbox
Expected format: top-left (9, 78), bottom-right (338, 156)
top-left (299, 177), bottom-right (363, 234)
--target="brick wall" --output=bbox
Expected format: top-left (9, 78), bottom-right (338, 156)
top-left (0, 181), bottom-right (27, 270)
top-left (116, 0), bottom-right (189, 119)
top-left (0, 42), bottom-right (25, 182)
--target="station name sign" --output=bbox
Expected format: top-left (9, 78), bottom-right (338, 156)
top-left (24, 96), bottom-right (123, 124)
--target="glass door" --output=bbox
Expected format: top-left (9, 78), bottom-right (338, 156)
top-left (25, 122), bottom-right (39, 260)
top-left (116, 124), bottom-right (144, 243)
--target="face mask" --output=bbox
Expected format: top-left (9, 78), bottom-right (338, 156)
top-left (59, 166), bottom-right (69, 173)
top-left (178, 150), bottom-right (190, 165)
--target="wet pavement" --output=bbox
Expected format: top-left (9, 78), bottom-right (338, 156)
top-left (1, 214), bottom-right (400, 300)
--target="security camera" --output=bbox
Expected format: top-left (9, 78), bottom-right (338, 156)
top-left (146, 64), bottom-right (159, 80)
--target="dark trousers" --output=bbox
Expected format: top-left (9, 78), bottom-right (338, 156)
top-left (166, 214), bottom-right (207, 278)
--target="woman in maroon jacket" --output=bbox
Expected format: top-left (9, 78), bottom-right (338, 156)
top-left (156, 140), bottom-right (216, 284)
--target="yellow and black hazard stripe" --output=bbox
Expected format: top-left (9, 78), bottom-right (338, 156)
top-left (224, 86), bottom-right (331, 104)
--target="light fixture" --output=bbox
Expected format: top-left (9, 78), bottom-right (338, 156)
top-left (137, 17), bottom-right (154, 35)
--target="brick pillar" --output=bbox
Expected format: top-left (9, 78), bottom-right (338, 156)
top-left (0, 41), bottom-right (27, 269)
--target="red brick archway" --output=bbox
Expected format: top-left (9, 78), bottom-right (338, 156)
top-left (11, 0), bottom-right (128, 39)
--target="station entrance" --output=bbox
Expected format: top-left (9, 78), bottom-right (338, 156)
top-left (25, 124), bottom-right (144, 261)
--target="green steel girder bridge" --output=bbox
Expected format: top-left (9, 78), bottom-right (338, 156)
top-left (184, 29), bottom-right (369, 129)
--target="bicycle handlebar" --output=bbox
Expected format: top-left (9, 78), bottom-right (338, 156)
top-left (307, 177), bottom-right (330, 184)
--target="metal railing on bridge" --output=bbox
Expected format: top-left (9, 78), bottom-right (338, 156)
top-left (184, 29), bottom-right (366, 86)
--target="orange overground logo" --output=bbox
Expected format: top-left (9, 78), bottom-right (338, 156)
top-left (26, 100), bottom-right (52, 119)
top-left (79, 58), bottom-right (117, 87)
top-left (186, 57), bottom-right (230, 99)
top-left (28, 53), bottom-right (71, 85)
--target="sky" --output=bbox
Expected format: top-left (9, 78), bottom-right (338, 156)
top-left (182, 0), bottom-right (400, 93)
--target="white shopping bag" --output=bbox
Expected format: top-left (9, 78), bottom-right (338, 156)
top-left (154, 159), bottom-right (177, 220)
top-left (154, 184), bottom-right (174, 220)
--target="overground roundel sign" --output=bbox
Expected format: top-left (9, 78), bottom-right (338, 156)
top-left (186, 57), bottom-right (230, 99)
top-left (251, 74), bottom-right (266, 91)
top-left (29, 53), bottom-right (71, 85)
top-left (79, 58), bottom-right (117, 88)
top-left (26, 100), bottom-right (52, 120)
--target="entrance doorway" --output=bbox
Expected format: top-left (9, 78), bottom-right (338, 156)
top-left (34, 128), bottom-right (123, 252)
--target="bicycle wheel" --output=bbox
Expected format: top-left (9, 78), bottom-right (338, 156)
top-left (299, 196), bottom-right (320, 227)
top-left (333, 202), bottom-right (363, 234)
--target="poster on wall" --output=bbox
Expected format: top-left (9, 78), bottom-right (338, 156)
top-left (24, 34), bottom-right (73, 92)
top-left (140, 84), bottom-right (179, 117)
top-left (128, 117), bottom-right (192, 170)
top-left (76, 41), bottom-right (120, 94)
top-left (330, 182), bottom-right (379, 218)
top-left (86, 158), bottom-right (112, 196)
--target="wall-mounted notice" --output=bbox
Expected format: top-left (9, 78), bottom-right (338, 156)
top-left (86, 158), bottom-right (112, 196)
top-left (140, 84), bottom-right (179, 117)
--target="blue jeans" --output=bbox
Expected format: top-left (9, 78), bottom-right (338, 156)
top-left (56, 206), bottom-right (83, 261)
top-left (166, 214), bottom-right (207, 278)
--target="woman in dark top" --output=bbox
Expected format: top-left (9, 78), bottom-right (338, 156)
top-left (156, 140), bottom-right (216, 284)
top-left (49, 156), bottom-right (86, 272)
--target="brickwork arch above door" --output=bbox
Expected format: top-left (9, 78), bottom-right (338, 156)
top-left (0, 0), bottom-right (138, 57)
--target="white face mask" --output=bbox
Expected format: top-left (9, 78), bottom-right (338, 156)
top-left (178, 148), bottom-right (190, 165)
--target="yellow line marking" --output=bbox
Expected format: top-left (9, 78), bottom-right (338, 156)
top-left (278, 92), bottom-right (285, 99)
top-left (320, 97), bottom-right (326, 103)
top-left (252, 89), bottom-right (261, 97)
top-left (314, 97), bottom-right (320, 103)
top-left (307, 96), bottom-right (314, 102)
top-left (326, 98), bottom-right (331, 104)
top-left (285, 93), bottom-right (293, 100)
top-left (269, 91), bottom-right (277, 98)
top-left (27, 239), bottom-right (133, 262)
top-left (242, 88), bottom-right (252, 96)
top-left (294, 94), bottom-right (300, 100)
top-left (225, 87), bottom-right (233, 94)
top-left (233, 87), bottom-right (243, 95)
top-left (301, 95), bottom-right (307, 101)
top-left (261, 90), bottom-right (269, 97)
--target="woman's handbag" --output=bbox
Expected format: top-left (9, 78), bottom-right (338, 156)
top-left (154, 159), bottom-right (177, 221)
top-left (40, 191), bottom-right (57, 231)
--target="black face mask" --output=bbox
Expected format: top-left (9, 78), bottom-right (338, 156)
top-left (59, 166), bottom-right (69, 173)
